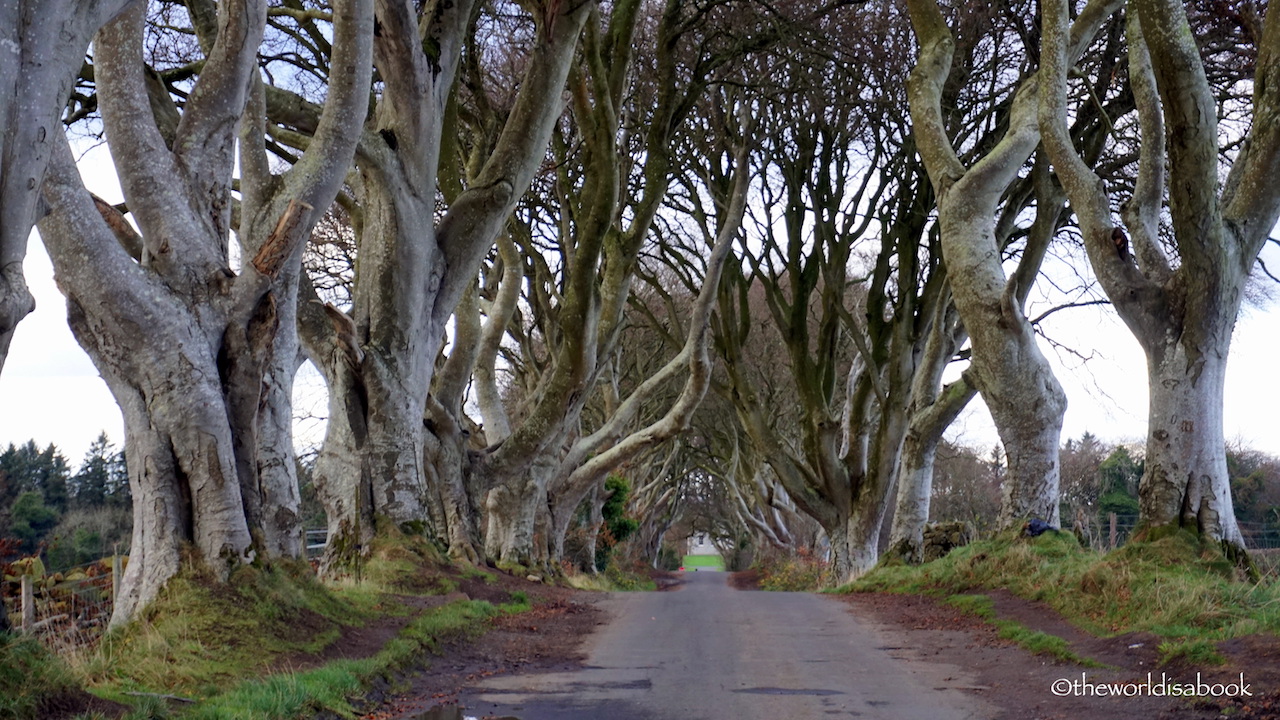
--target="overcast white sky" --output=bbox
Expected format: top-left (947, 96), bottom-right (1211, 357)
top-left (2, 144), bottom-right (1279, 467)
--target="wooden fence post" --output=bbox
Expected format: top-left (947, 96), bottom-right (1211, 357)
top-left (20, 574), bottom-right (34, 634)
top-left (112, 552), bottom-right (123, 606)
top-left (1109, 512), bottom-right (1118, 550)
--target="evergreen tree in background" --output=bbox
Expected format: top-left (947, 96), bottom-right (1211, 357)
top-left (70, 433), bottom-right (129, 509)
top-left (595, 475), bottom-right (640, 572)
top-left (0, 441), bottom-right (71, 512)
top-left (1, 434), bottom-right (131, 566)
top-left (1097, 447), bottom-right (1143, 518)
top-left (9, 491), bottom-right (58, 554)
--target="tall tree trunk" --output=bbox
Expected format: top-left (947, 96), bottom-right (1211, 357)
top-left (844, 397), bottom-right (911, 577)
top-left (297, 0), bottom-right (590, 572)
top-left (889, 380), bottom-right (975, 562)
top-left (905, 0), bottom-right (1123, 530)
top-left (485, 455), bottom-right (559, 571)
top-left (583, 484), bottom-right (607, 573)
top-left (424, 408), bottom-right (482, 564)
top-left (888, 295), bottom-right (973, 561)
top-left (1141, 343), bottom-right (1243, 544)
top-left (61, 291), bottom-right (254, 624)
top-left (38, 0), bottom-right (372, 623)
top-left (824, 519), bottom-right (852, 580)
top-left (1038, 0), bottom-right (1273, 554)
top-left (255, 274), bottom-right (304, 559)
top-left (934, 167), bottom-right (1068, 529)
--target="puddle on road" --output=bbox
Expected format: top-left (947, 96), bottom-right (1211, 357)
top-left (414, 705), bottom-right (521, 720)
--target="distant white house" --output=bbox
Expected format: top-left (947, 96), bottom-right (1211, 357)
top-left (687, 533), bottom-right (717, 556)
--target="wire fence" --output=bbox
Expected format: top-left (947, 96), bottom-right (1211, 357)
top-left (1060, 514), bottom-right (1280, 552)
top-left (1061, 513), bottom-right (1141, 551)
top-left (0, 529), bottom-right (330, 658)
top-left (3, 554), bottom-right (122, 656)
top-left (306, 528), bottom-right (327, 558)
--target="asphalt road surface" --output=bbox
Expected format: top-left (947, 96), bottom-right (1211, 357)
top-left (456, 571), bottom-right (998, 719)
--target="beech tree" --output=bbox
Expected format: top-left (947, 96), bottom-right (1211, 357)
top-left (456, 0), bottom-right (791, 571)
top-left (905, 0), bottom-right (1124, 528)
top-left (697, 5), bottom-right (993, 579)
top-left (1039, 0), bottom-right (1280, 554)
top-left (38, 0), bottom-right (373, 624)
top-left (273, 0), bottom-right (592, 574)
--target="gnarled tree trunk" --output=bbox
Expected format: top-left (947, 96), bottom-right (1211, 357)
top-left (300, 0), bottom-right (590, 574)
top-left (39, 0), bottom-right (372, 624)
top-left (1038, 0), bottom-right (1273, 552)
top-left (905, 0), bottom-right (1122, 529)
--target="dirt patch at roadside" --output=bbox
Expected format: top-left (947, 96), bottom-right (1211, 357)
top-left (38, 688), bottom-right (130, 720)
top-left (357, 580), bottom-right (605, 720)
top-left (272, 591), bottom-right (475, 675)
top-left (842, 591), bottom-right (1278, 720)
top-left (729, 569), bottom-right (762, 590)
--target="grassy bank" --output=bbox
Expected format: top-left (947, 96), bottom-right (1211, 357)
top-left (1, 631), bottom-right (79, 719)
top-left (183, 596), bottom-right (523, 720)
top-left (846, 529), bottom-right (1280, 664)
top-left (3, 534), bottom-right (535, 720)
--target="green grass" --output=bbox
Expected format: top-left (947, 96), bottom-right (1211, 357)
top-left (946, 594), bottom-right (1105, 667)
top-left (185, 599), bottom-right (504, 720)
top-left (16, 529), bottom-right (546, 720)
top-left (460, 565), bottom-right (499, 585)
top-left (68, 530), bottom-right (532, 720)
top-left (1156, 638), bottom-right (1226, 666)
top-left (82, 562), bottom-right (381, 699)
top-left (682, 554), bottom-right (725, 570)
top-left (0, 631), bottom-right (78, 719)
top-left (847, 528), bottom-right (1280, 665)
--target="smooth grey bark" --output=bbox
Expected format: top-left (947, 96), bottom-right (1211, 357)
top-left (484, 455), bottom-right (558, 570)
top-left (300, 0), bottom-right (591, 574)
top-left (37, 0), bottom-right (372, 624)
top-left (905, 0), bottom-right (1123, 529)
top-left (582, 485), bottom-right (606, 573)
top-left (254, 267), bottom-right (306, 558)
top-left (298, 282), bottom-right (370, 571)
top-left (421, 230), bottom-right (523, 564)
top-left (1039, 0), bottom-right (1280, 551)
top-left (0, 0), bottom-right (136, 373)
top-left (423, 280), bottom-right (490, 564)
top-left (886, 298), bottom-right (974, 563)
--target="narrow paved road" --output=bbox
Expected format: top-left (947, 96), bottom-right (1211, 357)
top-left (457, 572), bottom-right (997, 719)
